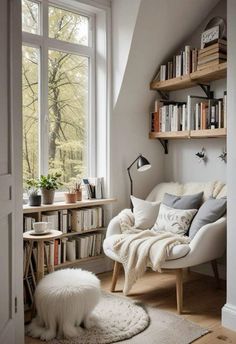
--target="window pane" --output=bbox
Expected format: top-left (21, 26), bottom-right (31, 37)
top-left (22, 0), bottom-right (40, 34)
top-left (22, 46), bottom-right (39, 182)
top-left (48, 50), bottom-right (88, 183)
top-left (48, 6), bottom-right (89, 46)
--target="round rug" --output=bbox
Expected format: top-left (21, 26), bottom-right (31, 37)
top-left (50, 292), bottom-right (149, 344)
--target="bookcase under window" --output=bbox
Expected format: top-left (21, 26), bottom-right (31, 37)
top-left (23, 198), bottom-right (115, 315)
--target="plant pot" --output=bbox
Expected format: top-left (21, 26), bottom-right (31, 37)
top-left (28, 195), bottom-right (41, 206)
top-left (76, 189), bottom-right (82, 201)
top-left (41, 189), bottom-right (55, 205)
top-left (64, 193), bottom-right (77, 204)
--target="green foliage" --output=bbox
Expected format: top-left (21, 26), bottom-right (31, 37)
top-left (39, 173), bottom-right (63, 190)
top-left (22, 2), bottom-right (88, 186)
top-left (25, 178), bottom-right (39, 195)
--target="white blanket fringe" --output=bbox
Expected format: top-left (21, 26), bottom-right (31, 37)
top-left (114, 211), bottom-right (190, 295)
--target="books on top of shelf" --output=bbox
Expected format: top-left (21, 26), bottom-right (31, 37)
top-left (82, 177), bottom-right (103, 199)
top-left (197, 40), bottom-right (227, 71)
top-left (157, 45), bottom-right (198, 82)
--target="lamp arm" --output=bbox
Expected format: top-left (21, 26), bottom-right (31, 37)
top-left (127, 154), bottom-right (141, 171)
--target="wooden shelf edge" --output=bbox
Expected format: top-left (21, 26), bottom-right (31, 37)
top-left (149, 131), bottom-right (190, 139)
top-left (61, 227), bottom-right (106, 238)
top-left (190, 128), bottom-right (227, 138)
top-left (150, 75), bottom-right (194, 92)
top-left (149, 128), bottom-right (226, 140)
top-left (54, 254), bottom-right (106, 269)
top-left (150, 62), bottom-right (227, 92)
top-left (23, 198), bottom-right (117, 214)
top-left (191, 62), bottom-right (227, 83)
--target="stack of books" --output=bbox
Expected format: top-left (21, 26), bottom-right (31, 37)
top-left (71, 207), bottom-right (103, 232)
top-left (197, 40), bottom-right (227, 71)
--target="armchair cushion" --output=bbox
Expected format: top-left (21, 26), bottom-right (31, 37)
top-left (153, 204), bottom-right (197, 235)
top-left (188, 197), bottom-right (227, 239)
top-left (131, 195), bottom-right (160, 229)
top-left (163, 192), bottom-right (203, 210)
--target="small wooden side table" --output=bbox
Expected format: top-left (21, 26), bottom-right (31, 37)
top-left (23, 230), bottom-right (62, 282)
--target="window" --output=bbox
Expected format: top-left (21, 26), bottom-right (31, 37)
top-left (22, 0), bottom-right (94, 186)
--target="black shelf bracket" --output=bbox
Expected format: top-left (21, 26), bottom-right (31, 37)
top-left (157, 90), bottom-right (169, 100)
top-left (198, 83), bottom-right (214, 98)
top-left (158, 139), bottom-right (168, 154)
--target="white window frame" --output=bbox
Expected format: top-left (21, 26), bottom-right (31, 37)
top-left (22, 0), bottom-right (96, 183)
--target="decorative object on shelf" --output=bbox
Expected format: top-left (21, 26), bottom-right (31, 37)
top-left (195, 148), bottom-right (207, 163)
top-left (201, 17), bottom-right (226, 49)
top-left (127, 154), bottom-right (151, 208)
top-left (39, 173), bottom-right (62, 205)
top-left (75, 179), bottom-right (82, 201)
top-left (218, 148), bottom-right (227, 163)
top-left (64, 179), bottom-right (78, 204)
top-left (25, 178), bottom-right (41, 206)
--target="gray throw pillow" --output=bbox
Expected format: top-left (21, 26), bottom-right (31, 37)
top-left (188, 197), bottom-right (227, 239)
top-left (163, 192), bottom-right (203, 210)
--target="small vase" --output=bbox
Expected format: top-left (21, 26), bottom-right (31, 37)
top-left (76, 189), bottom-right (82, 201)
top-left (64, 193), bottom-right (77, 204)
top-left (41, 189), bottom-right (55, 205)
top-left (28, 195), bottom-right (41, 206)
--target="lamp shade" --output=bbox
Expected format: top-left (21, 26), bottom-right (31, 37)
top-left (137, 155), bottom-right (151, 172)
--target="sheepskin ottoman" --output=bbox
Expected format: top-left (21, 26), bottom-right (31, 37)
top-left (26, 269), bottom-right (101, 341)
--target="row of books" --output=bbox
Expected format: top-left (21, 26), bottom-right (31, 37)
top-left (197, 40), bottom-right (227, 71)
top-left (23, 207), bottom-right (103, 233)
top-left (82, 177), bottom-right (103, 199)
top-left (150, 95), bottom-right (227, 133)
top-left (44, 232), bottom-right (105, 265)
top-left (157, 45), bottom-right (198, 81)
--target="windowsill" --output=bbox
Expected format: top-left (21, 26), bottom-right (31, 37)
top-left (23, 197), bottom-right (116, 213)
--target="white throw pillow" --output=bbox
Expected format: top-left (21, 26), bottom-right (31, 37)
top-left (153, 203), bottom-right (197, 235)
top-left (131, 195), bottom-right (160, 230)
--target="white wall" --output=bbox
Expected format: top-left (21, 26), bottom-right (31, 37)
top-left (222, 0), bottom-right (236, 332)
top-left (110, 0), bottom-right (220, 214)
top-left (112, 0), bottom-right (141, 105)
top-left (164, 0), bottom-right (227, 184)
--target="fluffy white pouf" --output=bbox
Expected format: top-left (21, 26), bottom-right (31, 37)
top-left (26, 269), bottom-right (101, 341)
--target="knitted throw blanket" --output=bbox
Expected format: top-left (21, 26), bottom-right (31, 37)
top-left (113, 229), bottom-right (190, 295)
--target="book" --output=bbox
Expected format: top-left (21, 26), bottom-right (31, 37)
top-left (66, 240), bottom-right (76, 261)
top-left (197, 59), bottom-right (226, 71)
top-left (198, 42), bottom-right (227, 56)
top-left (198, 53), bottom-right (227, 65)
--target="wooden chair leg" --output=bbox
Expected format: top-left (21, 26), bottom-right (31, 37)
top-left (211, 260), bottom-right (220, 288)
top-left (176, 269), bottom-right (183, 314)
top-left (111, 261), bottom-right (121, 292)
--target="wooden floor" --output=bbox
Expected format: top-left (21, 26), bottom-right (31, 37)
top-left (25, 269), bottom-right (236, 344)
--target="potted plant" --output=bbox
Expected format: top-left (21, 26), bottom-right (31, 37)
top-left (64, 180), bottom-right (77, 204)
top-left (25, 178), bottom-right (41, 206)
top-left (39, 173), bottom-right (62, 205)
top-left (75, 179), bottom-right (82, 201)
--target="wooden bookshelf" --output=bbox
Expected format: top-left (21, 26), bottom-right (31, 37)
top-left (23, 198), bottom-right (116, 214)
top-left (54, 254), bottom-right (106, 269)
top-left (150, 62), bottom-right (227, 92)
top-left (190, 128), bottom-right (226, 138)
top-left (149, 128), bottom-right (226, 140)
top-left (23, 198), bottom-right (116, 318)
top-left (149, 130), bottom-right (190, 139)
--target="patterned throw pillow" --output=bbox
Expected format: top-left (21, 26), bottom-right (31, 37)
top-left (153, 203), bottom-right (197, 235)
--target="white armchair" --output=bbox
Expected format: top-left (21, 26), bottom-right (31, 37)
top-left (103, 181), bottom-right (227, 313)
